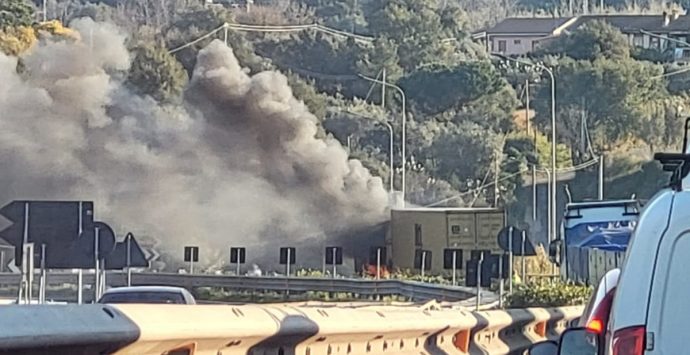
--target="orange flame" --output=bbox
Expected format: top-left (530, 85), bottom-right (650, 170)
top-left (363, 264), bottom-right (390, 278)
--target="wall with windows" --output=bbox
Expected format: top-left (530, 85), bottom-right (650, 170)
top-left (389, 208), bottom-right (505, 273)
top-left (489, 35), bottom-right (546, 55)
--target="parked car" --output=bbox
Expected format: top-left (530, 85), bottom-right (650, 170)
top-left (97, 286), bottom-right (196, 305)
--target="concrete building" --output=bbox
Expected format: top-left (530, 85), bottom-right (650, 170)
top-left (473, 17), bottom-right (577, 55)
top-left (474, 12), bottom-right (690, 59)
top-left (388, 208), bottom-right (505, 274)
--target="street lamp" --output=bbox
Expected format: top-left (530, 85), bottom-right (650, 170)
top-left (359, 74), bottom-right (407, 206)
top-left (493, 54), bottom-right (557, 242)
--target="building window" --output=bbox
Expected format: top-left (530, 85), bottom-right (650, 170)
top-left (498, 40), bottom-right (507, 52)
top-left (650, 37), bottom-right (660, 49)
top-left (414, 224), bottom-right (423, 246)
top-left (451, 225), bottom-right (461, 235)
top-left (514, 39), bottom-right (522, 45)
top-left (633, 34), bottom-right (644, 47)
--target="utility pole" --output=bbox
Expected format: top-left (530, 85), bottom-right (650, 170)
top-left (492, 55), bottom-right (556, 243)
top-left (42, 0), bottom-right (47, 22)
top-left (359, 74), bottom-right (407, 206)
top-left (351, 0), bottom-right (358, 34)
top-left (598, 155), bottom-right (605, 200)
top-left (532, 165), bottom-right (537, 221)
top-left (494, 150), bottom-right (500, 207)
top-left (525, 79), bottom-right (531, 134)
top-left (381, 68), bottom-right (386, 109)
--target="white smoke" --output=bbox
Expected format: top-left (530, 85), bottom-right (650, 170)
top-left (0, 19), bottom-right (388, 268)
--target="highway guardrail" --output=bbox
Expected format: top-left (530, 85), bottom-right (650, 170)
top-left (0, 272), bottom-right (488, 303)
top-left (0, 303), bottom-right (583, 355)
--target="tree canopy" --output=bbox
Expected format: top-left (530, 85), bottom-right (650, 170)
top-left (0, 0), bottom-right (33, 29)
top-left (126, 44), bottom-right (189, 103)
top-left (1, 0), bottom-right (680, 212)
top-left (541, 20), bottom-right (631, 61)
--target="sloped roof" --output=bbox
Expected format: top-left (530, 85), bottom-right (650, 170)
top-left (570, 14), bottom-right (690, 33)
top-left (482, 14), bottom-right (690, 37)
top-left (485, 17), bottom-right (574, 35)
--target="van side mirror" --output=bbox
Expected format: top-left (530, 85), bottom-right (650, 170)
top-left (549, 239), bottom-right (562, 266)
top-left (528, 340), bottom-right (558, 355)
top-left (558, 327), bottom-right (600, 355)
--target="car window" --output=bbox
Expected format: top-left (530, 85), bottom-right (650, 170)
top-left (98, 291), bottom-right (186, 304)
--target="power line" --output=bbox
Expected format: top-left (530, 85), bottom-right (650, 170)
top-left (168, 23), bottom-right (227, 54)
top-left (168, 22), bottom-right (374, 55)
top-left (424, 158), bottom-right (601, 207)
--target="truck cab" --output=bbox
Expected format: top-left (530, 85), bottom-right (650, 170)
top-left (549, 199), bottom-right (640, 284)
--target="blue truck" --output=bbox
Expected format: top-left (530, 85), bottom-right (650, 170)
top-left (549, 199), bottom-right (641, 285)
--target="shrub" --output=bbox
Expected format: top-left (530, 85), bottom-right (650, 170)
top-left (505, 281), bottom-right (592, 308)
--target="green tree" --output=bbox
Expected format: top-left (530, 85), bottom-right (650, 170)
top-left (257, 31), bottom-right (360, 76)
top-left (126, 44), bottom-right (188, 102)
top-left (532, 58), bottom-right (666, 162)
top-left (356, 37), bottom-right (403, 82)
top-left (0, 0), bottom-right (33, 29)
top-left (427, 122), bottom-right (500, 190)
top-left (541, 20), bottom-right (630, 61)
top-left (164, 6), bottom-right (268, 76)
top-left (285, 71), bottom-right (329, 120)
top-left (257, 32), bottom-right (371, 97)
top-left (363, 0), bottom-right (477, 70)
top-left (400, 61), bottom-right (506, 114)
top-left (296, 0), bottom-right (365, 33)
top-left (364, 0), bottom-right (443, 40)
top-left (534, 132), bottom-right (573, 168)
top-left (452, 85), bottom-right (520, 133)
top-left (499, 133), bottom-right (538, 205)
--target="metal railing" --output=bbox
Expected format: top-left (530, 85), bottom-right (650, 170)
top-left (0, 272), bottom-right (491, 303)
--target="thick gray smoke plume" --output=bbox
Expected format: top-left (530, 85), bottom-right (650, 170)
top-left (0, 19), bottom-right (388, 268)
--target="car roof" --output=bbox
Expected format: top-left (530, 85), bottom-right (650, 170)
top-left (103, 286), bottom-right (190, 294)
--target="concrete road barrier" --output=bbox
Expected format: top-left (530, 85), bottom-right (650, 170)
top-left (0, 303), bottom-right (582, 355)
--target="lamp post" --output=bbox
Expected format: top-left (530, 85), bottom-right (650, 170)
top-left (359, 74), bottom-right (407, 206)
top-left (493, 54), bottom-right (557, 242)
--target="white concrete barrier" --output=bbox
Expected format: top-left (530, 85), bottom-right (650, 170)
top-left (111, 303), bottom-right (583, 355)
